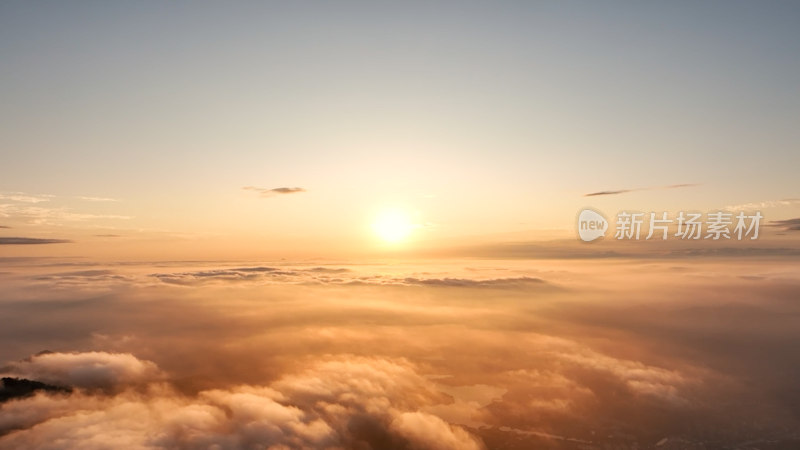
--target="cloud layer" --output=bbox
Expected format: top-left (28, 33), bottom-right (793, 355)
top-left (1, 259), bottom-right (799, 448)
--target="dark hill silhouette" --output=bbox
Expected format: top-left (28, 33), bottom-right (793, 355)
top-left (0, 377), bottom-right (72, 403)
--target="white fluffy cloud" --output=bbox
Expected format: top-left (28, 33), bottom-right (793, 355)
top-left (2, 352), bottom-right (162, 391)
top-left (0, 353), bottom-right (484, 450)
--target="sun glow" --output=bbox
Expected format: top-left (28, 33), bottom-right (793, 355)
top-left (372, 208), bottom-right (415, 243)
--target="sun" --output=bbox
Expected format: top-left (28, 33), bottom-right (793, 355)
top-left (372, 208), bottom-right (415, 243)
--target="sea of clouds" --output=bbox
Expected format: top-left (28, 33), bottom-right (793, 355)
top-left (1, 258), bottom-right (799, 449)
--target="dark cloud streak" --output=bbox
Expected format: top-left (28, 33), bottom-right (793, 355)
top-left (0, 237), bottom-right (72, 245)
top-left (584, 189), bottom-right (633, 197)
top-left (243, 186), bottom-right (306, 197)
top-left (584, 183), bottom-right (700, 197)
top-left (769, 218), bottom-right (800, 231)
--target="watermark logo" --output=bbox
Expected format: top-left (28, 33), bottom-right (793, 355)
top-left (577, 208), bottom-right (609, 242)
top-left (576, 209), bottom-right (763, 242)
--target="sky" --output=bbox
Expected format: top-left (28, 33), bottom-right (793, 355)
top-left (1, 1), bottom-right (799, 259)
top-left (2, 3), bottom-right (800, 449)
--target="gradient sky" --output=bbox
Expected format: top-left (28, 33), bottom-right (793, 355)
top-left (2, 5), bottom-right (800, 448)
top-left (1, 1), bottom-right (799, 258)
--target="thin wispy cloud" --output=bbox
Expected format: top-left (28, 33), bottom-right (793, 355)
top-left (243, 186), bottom-right (306, 197)
top-left (0, 192), bottom-right (120, 203)
top-left (0, 192), bottom-right (53, 203)
top-left (0, 192), bottom-right (130, 227)
top-left (0, 237), bottom-right (72, 245)
top-left (584, 183), bottom-right (701, 197)
top-left (76, 196), bottom-right (120, 202)
top-left (725, 198), bottom-right (800, 211)
top-left (0, 204), bottom-right (131, 224)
